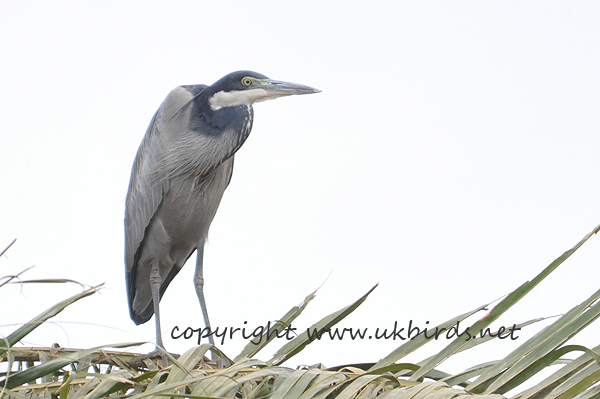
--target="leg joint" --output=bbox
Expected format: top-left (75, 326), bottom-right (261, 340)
top-left (150, 263), bottom-right (161, 286)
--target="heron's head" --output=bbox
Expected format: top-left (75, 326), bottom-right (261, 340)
top-left (207, 70), bottom-right (320, 111)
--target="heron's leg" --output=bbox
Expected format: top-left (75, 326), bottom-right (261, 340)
top-left (150, 262), bottom-right (165, 350)
top-left (131, 262), bottom-right (168, 366)
top-left (194, 245), bottom-right (215, 348)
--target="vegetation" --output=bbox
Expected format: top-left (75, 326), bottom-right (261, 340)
top-left (1, 225), bottom-right (600, 399)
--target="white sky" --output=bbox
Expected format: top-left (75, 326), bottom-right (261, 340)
top-left (1, 1), bottom-right (599, 373)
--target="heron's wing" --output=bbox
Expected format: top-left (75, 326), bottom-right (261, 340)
top-left (124, 85), bottom-right (206, 273)
top-left (225, 155), bottom-right (235, 187)
top-left (124, 111), bottom-right (165, 273)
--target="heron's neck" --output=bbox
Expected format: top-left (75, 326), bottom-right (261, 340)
top-left (166, 102), bottom-right (254, 179)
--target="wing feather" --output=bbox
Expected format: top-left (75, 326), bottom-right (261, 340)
top-left (124, 85), bottom-right (206, 273)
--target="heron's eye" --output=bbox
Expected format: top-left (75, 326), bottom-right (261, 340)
top-left (242, 77), bottom-right (253, 87)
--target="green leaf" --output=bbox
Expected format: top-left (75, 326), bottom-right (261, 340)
top-left (333, 373), bottom-right (398, 399)
top-left (234, 290), bottom-right (316, 362)
top-left (513, 345), bottom-right (600, 399)
top-left (298, 370), bottom-right (347, 398)
top-left (471, 288), bottom-right (600, 394)
top-left (268, 368), bottom-right (321, 399)
top-left (554, 369), bottom-right (600, 399)
top-left (411, 224), bottom-right (600, 382)
top-left (267, 284), bottom-right (378, 366)
top-left (0, 342), bottom-right (136, 390)
top-left (368, 302), bottom-right (490, 372)
top-left (0, 284), bottom-right (103, 356)
top-left (164, 344), bottom-right (212, 384)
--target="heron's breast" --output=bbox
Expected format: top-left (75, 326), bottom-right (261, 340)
top-left (155, 158), bottom-right (234, 248)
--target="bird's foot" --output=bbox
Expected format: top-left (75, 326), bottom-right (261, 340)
top-left (207, 346), bottom-right (232, 369)
top-left (130, 349), bottom-right (169, 368)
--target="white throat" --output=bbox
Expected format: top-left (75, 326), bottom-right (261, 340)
top-left (209, 89), bottom-right (279, 111)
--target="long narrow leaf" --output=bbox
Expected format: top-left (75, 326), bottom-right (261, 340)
top-left (0, 284), bottom-right (103, 356)
top-left (554, 369), bottom-right (600, 399)
top-left (571, 384), bottom-right (600, 399)
top-left (0, 342), bottom-right (135, 390)
top-left (420, 317), bottom-right (546, 386)
top-left (298, 370), bottom-right (348, 399)
top-left (513, 345), bottom-right (600, 399)
top-left (164, 345), bottom-right (211, 384)
top-left (472, 288), bottom-right (600, 394)
top-left (410, 224), bottom-right (600, 381)
top-left (235, 290), bottom-right (316, 362)
top-left (0, 239), bottom-right (16, 258)
top-left (368, 302), bottom-right (490, 372)
top-left (490, 345), bottom-right (600, 396)
top-left (334, 374), bottom-right (398, 399)
top-left (268, 285), bottom-right (378, 366)
top-left (0, 266), bottom-right (35, 289)
top-left (268, 369), bottom-right (320, 399)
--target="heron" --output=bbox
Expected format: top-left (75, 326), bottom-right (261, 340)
top-left (125, 70), bottom-right (320, 360)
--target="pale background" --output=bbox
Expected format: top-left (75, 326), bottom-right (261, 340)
top-left (1, 1), bottom-right (599, 374)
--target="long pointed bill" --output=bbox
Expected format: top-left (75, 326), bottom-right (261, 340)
top-left (209, 78), bottom-right (320, 110)
top-left (259, 79), bottom-right (321, 98)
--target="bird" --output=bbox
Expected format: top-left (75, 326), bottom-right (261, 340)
top-left (124, 70), bottom-right (320, 360)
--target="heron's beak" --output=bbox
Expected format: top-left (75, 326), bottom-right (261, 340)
top-left (209, 77), bottom-right (320, 110)
top-left (256, 79), bottom-right (321, 100)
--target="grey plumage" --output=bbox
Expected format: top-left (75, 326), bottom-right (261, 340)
top-left (125, 84), bottom-right (245, 324)
top-left (124, 71), bottom-right (319, 356)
